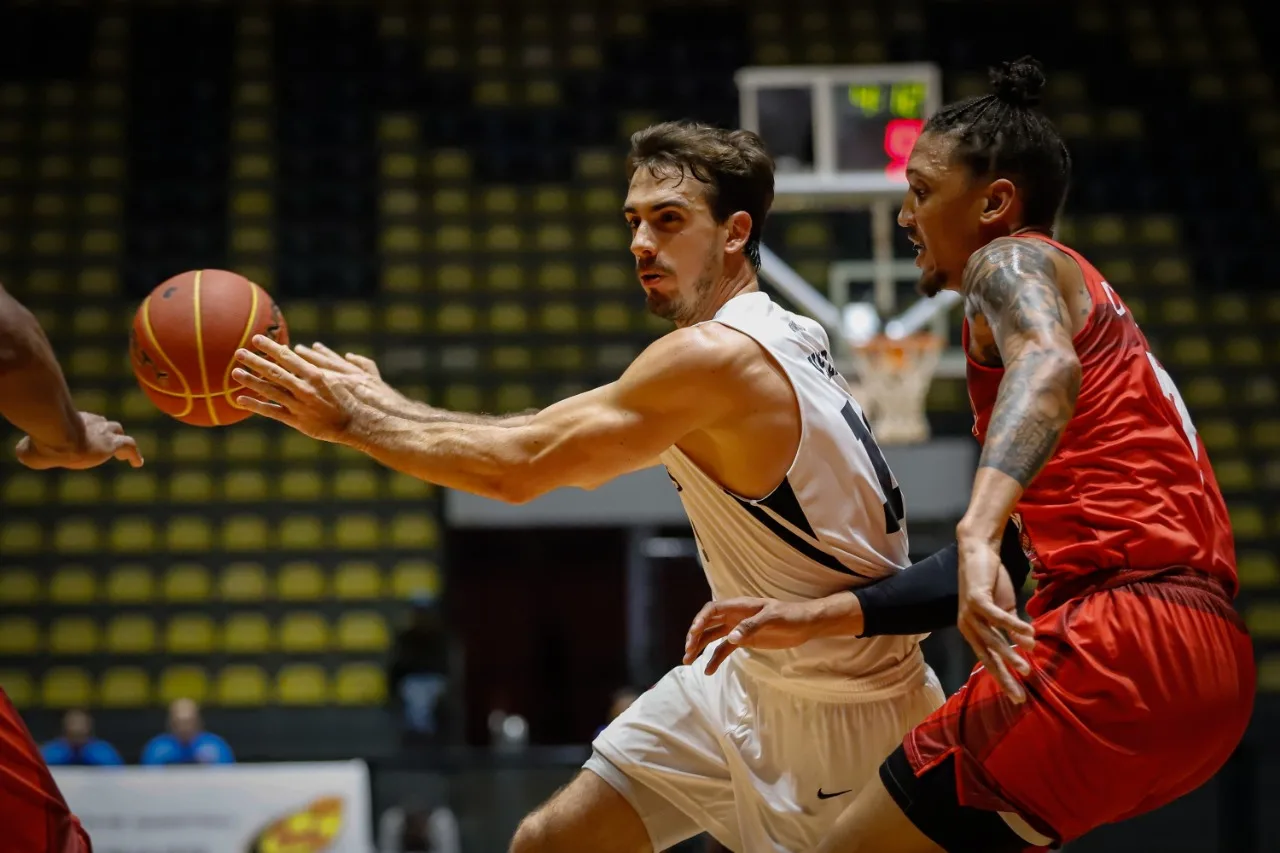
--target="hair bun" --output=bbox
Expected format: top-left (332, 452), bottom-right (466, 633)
top-left (989, 56), bottom-right (1046, 108)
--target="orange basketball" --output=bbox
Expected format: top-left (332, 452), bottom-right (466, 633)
top-left (129, 269), bottom-right (289, 427)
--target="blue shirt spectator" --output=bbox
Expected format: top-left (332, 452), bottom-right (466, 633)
top-left (41, 710), bottom-right (123, 767)
top-left (140, 698), bottom-right (235, 766)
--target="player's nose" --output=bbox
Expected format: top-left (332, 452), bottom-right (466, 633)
top-left (897, 198), bottom-right (914, 229)
top-left (630, 221), bottom-right (657, 258)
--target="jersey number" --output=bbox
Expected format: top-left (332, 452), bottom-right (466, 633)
top-left (840, 402), bottom-right (905, 534)
top-left (1145, 351), bottom-right (1199, 460)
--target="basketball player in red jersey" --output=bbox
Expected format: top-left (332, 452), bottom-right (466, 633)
top-left (0, 281), bottom-right (143, 853)
top-left (683, 57), bottom-right (1255, 852)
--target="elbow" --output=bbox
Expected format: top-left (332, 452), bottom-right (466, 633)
top-left (486, 467), bottom-right (554, 505)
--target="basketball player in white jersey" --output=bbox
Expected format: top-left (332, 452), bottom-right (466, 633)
top-left (232, 121), bottom-right (947, 852)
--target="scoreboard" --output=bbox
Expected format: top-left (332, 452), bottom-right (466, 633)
top-left (736, 64), bottom-right (941, 202)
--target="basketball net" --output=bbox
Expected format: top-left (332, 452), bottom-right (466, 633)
top-left (847, 333), bottom-right (942, 446)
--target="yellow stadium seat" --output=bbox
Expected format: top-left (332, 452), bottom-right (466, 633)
top-left (486, 263), bottom-right (525, 292)
top-left (171, 431), bottom-right (214, 463)
top-left (49, 616), bottom-right (99, 655)
top-left (587, 224), bottom-right (626, 252)
top-left (164, 564), bottom-right (211, 602)
top-left (489, 302), bottom-right (529, 333)
top-left (1168, 336), bottom-right (1213, 367)
top-left (335, 515), bottom-right (381, 550)
top-left (169, 471), bottom-right (215, 502)
top-left (222, 515), bottom-right (270, 550)
top-left (1211, 458), bottom-right (1253, 491)
top-left (1223, 337), bottom-right (1264, 366)
top-left (444, 384), bottom-right (481, 412)
top-left (1210, 295), bottom-right (1249, 324)
top-left (575, 148), bottom-right (618, 182)
top-left (158, 665), bottom-right (209, 704)
top-left (1238, 552), bottom-right (1279, 588)
top-left (56, 517), bottom-right (101, 553)
top-left (114, 471), bottom-right (159, 503)
top-left (276, 664), bottom-right (328, 706)
top-left (593, 302), bottom-right (632, 332)
top-left (0, 569), bottom-right (39, 605)
top-left (337, 612), bottom-right (390, 653)
top-left (224, 470), bottom-right (270, 501)
top-left (539, 302), bottom-right (580, 333)
top-left (49, 566), bottom-right (97, 604)
top-left (1246, 602), bottom-right (1280, 638)
top-left (280, 470), bottom-right (324, 501)
top-left (99, 667), bottom-right (151, 708)
top-left (166, 614), bottom-right (216, 654)
top-left (109, 516), bottom-right (155, 553)
top-left (215, 664), bottom-right (269, 707)
top-left (390, 561), bottom-right (441, 599)
top-left (1197, 419), bottom-right (1239, 453)
top-left (278, 561), bottom-right (325, 600)
top-left (222, 612), bottom-right (272, 654)
top-left (1, 520), bottom-right (43, 555)
top-left (120, 388), bottom-right (156, 421)
top-left (1183, 376), bottom-right (1225, 409)
top-left (166, 516), bottom-right (214, 552)
top-left (279, 514), bottom-right (325, 549)
top-left (0, 616), bottom-right (40, 656)
top-left (104, 614), bottom-right (156, 654)
top-left (1230, 505), bottom-right (1266, 541)
top-left (389, 513), bottom-right (438, 550)
top-left (389, 474), bottom-right (434, 500)
top-left (1250, 419), bottom-right (1280, 450)
top-left (333, 562), bottom-right (382, 600)
top-left (1242, 376), bottom-right (1278, 408)
top-left (2, 472), bottom-right (47, 505)
top-left (42, 667), bottom-right (93, 709)
top-left (58, 472), bottom-right (104, 504)
top-left (105, 565), bottom-right (153, 603)
top-left (0, 669), bottom-right (34, 707)
top-left (1259, 654), bottom-right (1280, 693)
top-left (281, 432), bottom-right (324, 463)
top-left (429, 149), bottom-right (470, 181)
top-left (533, 186), bottom-right (569, 214)
top-left (333, 663), bottom-right (386, 705)
top-left (537, 262), bottom-right (578, 291)
top-left (333, 468), bottom-right (379, 501)
top-left (226, 427), bottom-right (270, 461)
top-left (220, 562), bottom-right (268, 601)
top-left (1158, 296), bottom-right (1197, 325)
top-left (279, 612), bottom-right (330, 654)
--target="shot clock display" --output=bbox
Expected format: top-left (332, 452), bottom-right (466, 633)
top-left (736, 64), bottom-right (941, 198)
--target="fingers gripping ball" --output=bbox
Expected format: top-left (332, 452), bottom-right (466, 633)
top-left (130, 270), bottom-right (289, 426)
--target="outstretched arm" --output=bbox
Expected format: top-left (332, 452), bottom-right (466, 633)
top-left (235, 325), bottom-right (750, 504)
top-left (0, 283), bottom-right (86, 451)
top-left (955, 236), bottom-right (1081, 543)
top-left (0, 283), bottom-right (142, 469)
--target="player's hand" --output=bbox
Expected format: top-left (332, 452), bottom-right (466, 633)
top-left (294, 341), bottom-right (420, 412)
top-left (684, 597), bottom-right (827, 676)
top-left (15, 412), bottom-right (143, 470)
top-left (957, 536), bottom-right (1036, 703)
top-left (232, 335), bottom-right (366, 445)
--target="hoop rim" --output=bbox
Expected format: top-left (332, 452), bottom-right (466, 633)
top-left (849, 331), bottom-right (944, 354)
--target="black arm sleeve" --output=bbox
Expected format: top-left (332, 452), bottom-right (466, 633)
top-left (853, 520), bottom-right (1031, 637)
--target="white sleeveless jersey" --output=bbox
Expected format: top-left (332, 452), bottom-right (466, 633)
top-left (659, 292), bottom-right (927, 699)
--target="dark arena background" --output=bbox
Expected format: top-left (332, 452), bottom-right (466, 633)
top-left (0, 0), bottom-right (1276, 851)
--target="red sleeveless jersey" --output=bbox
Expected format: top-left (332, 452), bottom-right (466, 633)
top-left (962, 233), bottom-right (1237, 614)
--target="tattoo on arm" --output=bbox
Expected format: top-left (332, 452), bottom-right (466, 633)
top-left (963, 238), bottom-right (1083, 487)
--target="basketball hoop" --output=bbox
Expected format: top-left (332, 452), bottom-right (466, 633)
top-left (848, 332), bottom-right (943, 446)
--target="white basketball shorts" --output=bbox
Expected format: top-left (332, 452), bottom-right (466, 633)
top-left (586, 647), bottom-right (945, 852)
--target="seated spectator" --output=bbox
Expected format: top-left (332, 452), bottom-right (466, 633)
top-left (388, 594), bottom-right (450, 739)
top-left (140, 698), bottom-right (234, 765)
top-left (40, 709), bottom-right (123, 767)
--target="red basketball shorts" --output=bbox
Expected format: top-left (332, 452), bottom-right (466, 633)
top-left (904, 570), bottom-right (1255, 846)
top-left (0, 690), bottom-right (92, 853)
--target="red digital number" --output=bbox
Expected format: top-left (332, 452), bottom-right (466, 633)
top-left (883, 118), bottom-right (923, 179)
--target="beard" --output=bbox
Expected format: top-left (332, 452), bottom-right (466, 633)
top-left (644, 250), bottom-right (719, 326)
top-left (916, 267), bottom-right (947, 297)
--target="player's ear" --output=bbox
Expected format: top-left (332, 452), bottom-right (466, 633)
top-left (724, 211), bottom-right (752, 256)
top-left (980, 178), bottom-right (1017, 226)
